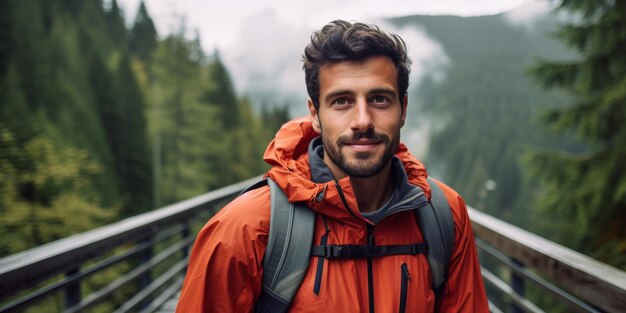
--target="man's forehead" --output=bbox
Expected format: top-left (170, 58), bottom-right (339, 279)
top-left (319, 55), bottom-right (396, 71)
top-left (318, 56), bottom-right (399, 93)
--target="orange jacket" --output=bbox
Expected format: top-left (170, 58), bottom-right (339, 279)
top-left (176, 117), bottom-right (488, 312)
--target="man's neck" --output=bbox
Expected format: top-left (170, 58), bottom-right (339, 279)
top-left (325, 160), bottom-right (395, 213)
top-left (349, 163), bottom-right (395, 213)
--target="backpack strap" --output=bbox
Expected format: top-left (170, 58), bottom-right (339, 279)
top-left (311, 243), bottom-right (427, 259)
top-left (247, 178), bottom-right (315, 313)
top-left (416, 177), bottom-right (456, 298)
top-left (245, 176), bottom-right (454, 311)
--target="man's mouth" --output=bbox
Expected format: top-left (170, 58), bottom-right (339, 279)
top-left (344, 140), bottom-right (381, 152)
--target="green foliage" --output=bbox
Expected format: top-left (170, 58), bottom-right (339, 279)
top-left (130, 1), bottom-right (158, 62)
top-left (101, 53), bottom-right (153, 215)
top-left (390, 13), bottom-right (579, 227)
top-left (0, 0), bottom-right (282, 258)
top-left (106, 0), bottom-right (127, 47)
top-left (527, 0), bottom-right (626, 269)
top-left (146, 35), bottom-right (221, 204)
top-left (392, 6), bottom-right (625, 269)
top-left (202, 52), bottom-right (240, 130)
top-left (0, 129), bottom-right (115, 256)
top-left (144, 35), bottom-right (277, 206)
top-left (0, 1), bottom-right (285, 311)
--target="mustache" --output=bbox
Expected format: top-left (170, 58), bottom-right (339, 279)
top-left (337, 128), bottom-right (390, 146)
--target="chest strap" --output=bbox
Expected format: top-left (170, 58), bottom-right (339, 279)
top-left (311, 243), bottom-right (427, 259)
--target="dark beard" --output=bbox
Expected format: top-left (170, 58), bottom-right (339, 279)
top-left (323, 128), bottom-right (399, 178)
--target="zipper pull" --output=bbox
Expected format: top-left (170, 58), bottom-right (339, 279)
top-left (401, 263), bottom-right (412, 281)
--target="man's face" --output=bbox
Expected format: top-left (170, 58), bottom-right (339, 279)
top-left (308, 56), bottom-right (407, 180)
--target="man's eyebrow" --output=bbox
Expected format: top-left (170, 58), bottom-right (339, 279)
top-left (369, 88), bottom-right (397, 96)
top-left (324, 90), bottom-right (353, 102)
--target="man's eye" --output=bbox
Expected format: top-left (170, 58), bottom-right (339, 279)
top-left (332, 98), bottom-right (349, 106)
top-left (370, 96), bottom-right (389, 105)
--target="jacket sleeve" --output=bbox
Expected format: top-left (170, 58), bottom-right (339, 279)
top-left (175, 188), bottom-right (270, 313)
top-left (436, 182), bottom-right (490, 313)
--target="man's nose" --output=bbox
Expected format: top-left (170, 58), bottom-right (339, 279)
top-left (351, 99), bottom-right (373, 131)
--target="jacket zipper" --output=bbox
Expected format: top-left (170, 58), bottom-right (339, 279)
top-left (335, 182), bottom-right (376, 312)
top-left (399, 263), bottom-right (411, 313)
top-left (367, 224), bottom-right (375, 313)
top-left (335, 182), bottom-right (361, 220)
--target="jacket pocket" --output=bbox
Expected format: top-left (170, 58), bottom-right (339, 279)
top-left (399, 263), bottom-right (411, 313)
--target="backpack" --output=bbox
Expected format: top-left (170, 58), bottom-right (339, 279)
top-left (242, 177), bottom-right (455, 313)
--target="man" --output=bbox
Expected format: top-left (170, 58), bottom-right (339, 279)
top-left (176, 20), bottom-right (488, 312)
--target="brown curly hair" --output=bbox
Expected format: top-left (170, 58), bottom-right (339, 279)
top-left (302, 20), bottom-right (412, 109)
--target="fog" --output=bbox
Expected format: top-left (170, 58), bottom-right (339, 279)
top-left (221, 13), bottom-right (451, 118)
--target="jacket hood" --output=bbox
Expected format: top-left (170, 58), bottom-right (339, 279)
top-left (264, 117), bottom-right (431, 222)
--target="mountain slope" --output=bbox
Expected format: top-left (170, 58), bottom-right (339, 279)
top-left (389, 11), bottom-right (579, 227)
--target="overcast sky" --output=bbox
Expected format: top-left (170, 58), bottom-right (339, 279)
top-left (114, 0), bottom-right (552, 118)
top-left (116, 0), bottom-right (548, 51)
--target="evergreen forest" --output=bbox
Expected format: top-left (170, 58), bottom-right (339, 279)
top-left (0, 0), bottom-right (288, 257)
top-left (1, 0), bottom-right (624, 275)
top-left (392, 0), bottom-right (625, 270)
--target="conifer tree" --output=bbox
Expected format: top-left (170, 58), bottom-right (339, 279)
top-left (130, 1), bottom-right (158, 62)
top-left (0, 0), bottom-right (12, 77)
top-left (149, 35), bottom-right (220, 203)
top-left (105, 0), bottom-right (127, 47)
top-left (9, 0), bottom-right (50, 113)
top-left (111, 54), bottom-right (153, 215)
top-left (528, 0), bottom-right (626, 268)
top-left (202, 52), bottom-right (239, 129)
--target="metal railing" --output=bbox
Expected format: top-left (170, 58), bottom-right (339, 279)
top-left (1, 177), bottom-right (625, 312)
top-left (0, 176), bottom-right (261, 313)
top-left (469, 207), bottom-right (626, 313)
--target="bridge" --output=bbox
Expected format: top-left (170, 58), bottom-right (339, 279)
top-left (1, 176), bottom-right (625, 313)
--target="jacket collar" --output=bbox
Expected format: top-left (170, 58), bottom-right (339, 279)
top-left (264, 117), bottom-right (432, 224)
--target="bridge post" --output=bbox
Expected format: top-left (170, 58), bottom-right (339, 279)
top-left (65, 267), bottom-right (81, 309)
top-left (182, 220), bottom-right (191, 259)
top-left (139, 237), bottom-right (153, 309)
top-left (511, 258), bottom-right (524, 313)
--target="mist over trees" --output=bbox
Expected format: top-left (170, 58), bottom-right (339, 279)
top-left (526, 0), bottom-right (626, 268)
top-left (0, 0), bottom-right (288, 256)
top-left (392, 2), bottom-right (625, 269)
top-left (391, 11), bottom-right (578, 226)
top-left (1, 0), bottom-right (623, 274)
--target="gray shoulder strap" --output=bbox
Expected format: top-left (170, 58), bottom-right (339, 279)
top-left (255, 178), bottom-right (315, 313)
top-left (415, 177), bottom-right (456, 298)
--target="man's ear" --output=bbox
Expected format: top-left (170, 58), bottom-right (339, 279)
top-left (400, 95), bottom-right (408, 127)
top-left (308, 98), bottom-right (322, 134)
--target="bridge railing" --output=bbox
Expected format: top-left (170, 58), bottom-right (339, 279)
top-left (469, 208), bottom-right (626, 313)
top-left (0, 176), bottom-right (262, 313)
top-left (1, 177), bottom-right (625, 312)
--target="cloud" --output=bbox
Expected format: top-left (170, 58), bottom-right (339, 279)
top-left (222, 9), bottom-right (312, 116)
top-left (383, 22), bottom-right (451, 87)
top-left (222, 14), bottom-right (450, 117)
top-left (504, 0), bottom-right (553, 30)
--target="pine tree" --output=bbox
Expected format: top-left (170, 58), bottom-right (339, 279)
top-left (527, 0), bottom-right (626, 268)
top-left (149, 35), bottom-right (219, 203)
top-left (0, 0), bottom-right (12, 77)
top-left (105, 0), bottom-right (127, 47)
top-left (8, 0), bottom-right (51, 113)
top-left (202, 52), bottom-right (239, 129)
top-left (130, 1), bottom-right (157, 62)
top-left (110, 54), bottom-right (153, 215)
